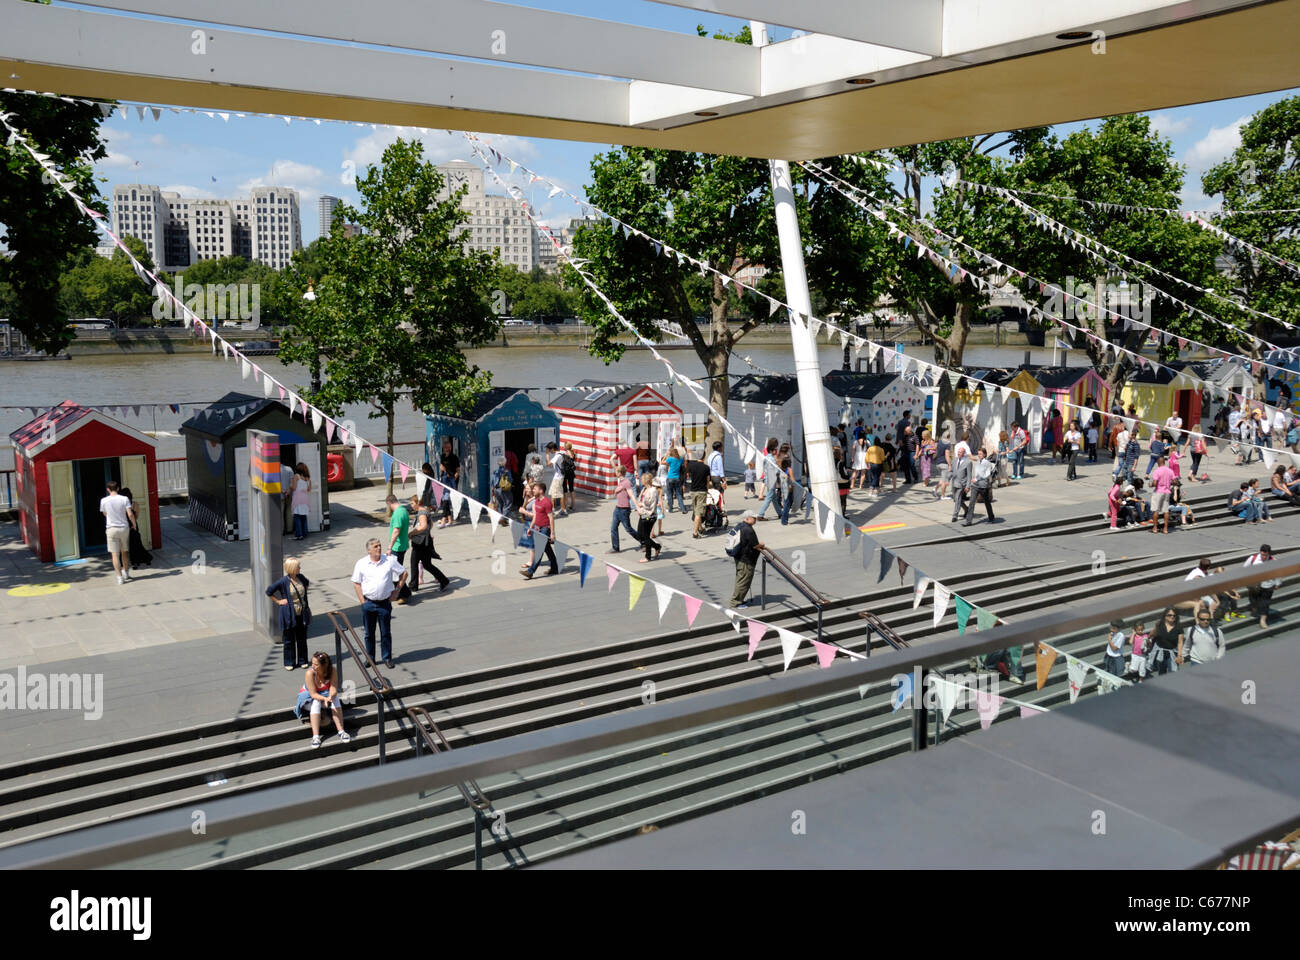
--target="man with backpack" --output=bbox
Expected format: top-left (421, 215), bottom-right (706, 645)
top-left (727, 510), bottom-right (764, 609)
top-left (1178, 605), bottom-right (1225, 667)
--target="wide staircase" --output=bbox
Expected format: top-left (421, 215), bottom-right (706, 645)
top-left (0, 521), bottom-right (1289, 869)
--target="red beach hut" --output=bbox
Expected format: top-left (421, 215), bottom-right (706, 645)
top-left (9, 402), bottom-right (160, 562)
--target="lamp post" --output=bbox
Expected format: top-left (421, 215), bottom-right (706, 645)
top-left (302, 280), bottom-right (321, 395)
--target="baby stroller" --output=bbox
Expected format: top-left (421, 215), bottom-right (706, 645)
top-left (703, 486), bottom-right (729, 532)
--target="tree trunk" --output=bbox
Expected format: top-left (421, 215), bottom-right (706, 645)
top-left (944, 301), bottom-right (973, 369)
top-left (704, 346), bottom-right (729, 452)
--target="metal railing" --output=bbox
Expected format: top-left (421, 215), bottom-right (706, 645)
top-left (325, 609), bottom-right (394, 763)
top-left (758, 546), bottom-right (831, 643)
top-left (406, 707), bottom-right (507, 871)
top-left (2, 560), bottom-right (1297, 869)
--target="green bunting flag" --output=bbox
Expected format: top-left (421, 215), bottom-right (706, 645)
top-left (954, 596), bottom-right (974, 635)
top-left (975, 607), bottom-right (997, 631)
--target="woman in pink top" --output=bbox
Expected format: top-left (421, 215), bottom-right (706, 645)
top-left (1167, 447), bottom-right (1181, 479)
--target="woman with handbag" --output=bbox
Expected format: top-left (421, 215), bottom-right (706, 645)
top-left (1063, 420), bottom-right (1083, 481)
top-left (492, 457), bottom-right (514, 522)
top-left (266, 556), bottom-right (311, 670)
top-left (407, 493), bottom-right (449, 593)
top-left (293, 651), bottom-right (351, 749)
top-left (634, 472), bottom-right (663, 563)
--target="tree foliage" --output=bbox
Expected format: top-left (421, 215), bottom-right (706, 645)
top-left (0, 25), bottom-right (111, 352)
top-left (276, 138), bottom-right (499, 460)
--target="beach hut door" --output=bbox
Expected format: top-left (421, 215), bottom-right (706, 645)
top-left (535, 427), bottom-right (556, 452)
top-left (296, 442), bottom-right (323, 532)
top-left (234, 445), bottom-right (251, 541)
top-left (48, 460), bottom-right (80, 561)
top-left (120, 455), bottom-right (152, 549)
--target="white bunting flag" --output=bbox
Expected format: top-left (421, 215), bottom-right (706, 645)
top-left (933, 583), bottom-right (952, 628)
top-left (241, 358), bottom-right (251, 380)
top-left (778, 628), bottom-right (803, 671)
top-left (468, 503), bottom-right (481, 533)
top-left (936, 677), bottom-right (961, 723)
top-left (449, 488), bottom-right (464, 521)
top-left (310, 408), bottom-right (323, 433)
top-left (654, 582), bottom-right (674, 623)
top-left (913, 569), bottom-right (932, 609)
top-left (262, 374), bottom-right (274, 398)
top-left (1067, 656), bottom-right (1088, 704)
top-left (486, 506), bottom-right (502, 540)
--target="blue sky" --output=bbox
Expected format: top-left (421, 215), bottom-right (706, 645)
top-left (74, 0), bottom-right (1299, 245)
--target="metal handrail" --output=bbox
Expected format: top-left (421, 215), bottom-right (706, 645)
top-left (407, 706), bottom-right (501, 870)
top-left (5, 559), bottom-right (1298, 870)
top-left (325, 609), bottom-right (394, 763)
top-left (858, 610), bottom-right (910, 652)
top-left (758, 546), bottom-right (830, 642)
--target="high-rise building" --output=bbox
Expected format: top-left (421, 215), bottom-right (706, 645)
top-left (109, 184), bottom-right (302, 271)
top-left (318, 195), bottom-right (340, 239)
top-left (436, 160), bottom-right (553, 273)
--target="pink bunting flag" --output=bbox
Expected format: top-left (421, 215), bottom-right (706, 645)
top-left (1020, 705), bottom-right (1045, 719)
top-left (682, 594), bottom-right (704, 628)
top-left (811, 640), bottom-right (838, 669)
top-left (976, 691), bottom-right (1003, 730)
top-left (278, 386), bottom-right (286, 402)
top-left (605, 564), bottom-right (624, 592)
top-left (370, 445), bottom-right (380, 466)
top-left (340, 429), bottom-right (350, 445)
top-left (399, 463), bottom-right (410, 483)
top-left (251, 364), bottom-right (262, 384)
top-left (431, 480), bottom-right (444, 503)
top-left (746, 620), bottom-right (767, 661)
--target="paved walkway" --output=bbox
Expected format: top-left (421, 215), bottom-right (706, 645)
top-left (0, 446), bottom-right (1291, 762)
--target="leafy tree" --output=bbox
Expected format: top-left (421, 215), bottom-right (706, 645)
top-left (0, 11), bottom-right (111, 352)
top-left (569, 146), bottom-right (782, 448)
top-left (1005, 114), bottom-right (1225, 390)
top-left (277, 138), bottom-right (499, 477)
top-left (58, 236), bottom-right (155, 325)
top-left (1203, 96), bottom-right (1300, 349)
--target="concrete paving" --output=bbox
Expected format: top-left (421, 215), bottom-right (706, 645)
top-left (0, 444), bottom-right (1292, 764)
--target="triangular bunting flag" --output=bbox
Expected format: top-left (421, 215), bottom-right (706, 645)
top-left (683, 594), bottom-right (704, 628)
top-left (746, 619), bottom-right (767, 660)
top-left (932, 583), bottom-right (952, 628)
top-left (1020, 705), bottom-right (1045, 719)
top-left (578, 552), bottom-right (594, 588)
top-left (912, 569), bottom-right (932, 609)
top-left (975, 608), bottom-right (997, 631)
top-left (629, 572), bottom-right (650, 608)
top-left (811, 640), bottom-right (838, 670)
top-left (467, 502), bottom-right (481, 533)
top-left (1035, 643), bottom-right (1058, 690)
top-left (936, 677), bottom-right (960, 723)
top-left (777, 628), bottom-right (803, 671)
top-left (976, 690), bottom-right (1003, 730)
top-left (486, 507), bottom-right (502, 539)
top-left (897, 557), bottom-right (909, 585)
top-left (654, 582), bottom-right (674, 623)
top-left (954, 596), bottom-right (974, 635)
top-left (532, 530), bottom-right (549, 567)
top-left (552, 541), bottom-right (569, 573)
top-left (607, 565), bottom-right (621, 592)
top-left (1066, 656), bottom-right (1088, 703)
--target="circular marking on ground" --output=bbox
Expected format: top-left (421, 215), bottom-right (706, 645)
top-left (8, 583), bottom-right (72, 597)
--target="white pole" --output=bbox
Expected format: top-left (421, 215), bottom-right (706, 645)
top-left (751, 21), bottom-right (837, 540)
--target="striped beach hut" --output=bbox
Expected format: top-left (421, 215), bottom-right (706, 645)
top-left (549, 381), bottom-right (682, 497)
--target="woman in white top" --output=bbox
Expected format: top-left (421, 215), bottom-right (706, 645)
top-left (851, 437), bottom-right (868, 488)
top-left (1063, 421), bottom-right (1083, 481)
top-left (547, 445), bottom-right (566, 515)
top-left (290, 462), bottom-right (311, 540)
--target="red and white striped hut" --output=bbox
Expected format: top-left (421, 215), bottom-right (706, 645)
top-left (550, 381), bottom-right (683, 497)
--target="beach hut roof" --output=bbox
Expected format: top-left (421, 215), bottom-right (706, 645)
top-left (823, 370), bottom-right (911, 401)
top-left (1126, 365), bottom-right (1179, 386)
top-left (179, 391), bottom-right (284, 441)
top-left (431, 386), bottom-right (526, 423)
top-left (728, 374), bottom-right (802, 405)
top-left (9, 401), bottom-right (154, 458)
top-left (1021, 366), bottom-right (1091, 389)
top-left (550, 380), bottom-right (666, 414)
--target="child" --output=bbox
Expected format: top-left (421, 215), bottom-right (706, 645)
top-left (1085, 423), bottom-right (1099, 463)
top-left (1103, 619), bottom-right (1127, 686)
top-left (1128, 620), bottom-right (1150, 681)
top-left (743, 461), bottom-right (757, 498)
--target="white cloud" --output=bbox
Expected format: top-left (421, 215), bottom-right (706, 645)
top-left (149, 133), bottom-right (167, 147)
top-left (100, 150), bottom-right (137, 169)
top-left (1185, 116), bottom-right (1249, 172)
top-left (1148, 112), bottom-right (1191, 138)
top-left (342, 128), bottom-right (537, 175)
top-left (99, 126), bottom-right (131, 144)
top-left (160, 184), bottom-right (217, 199)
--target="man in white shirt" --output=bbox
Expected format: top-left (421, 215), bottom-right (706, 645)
top-left (1179, 606), bottom-right (1225, 666)
top-left (1271, 408), bottom-right (1288, 450)
top-left (1164, 414), bottom-right (1183, 444)
top-left (1112, 428), bottom-right (1130, 478)
top-left (100, 481), bottom-right (136, 585)
top-left (707, 440), bottom-right (727, 493)
top-left (352, 537), bottom-right (407, 668)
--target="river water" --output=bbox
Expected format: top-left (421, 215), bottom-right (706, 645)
top-left (0, 343), bottom-right (1078, 463)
